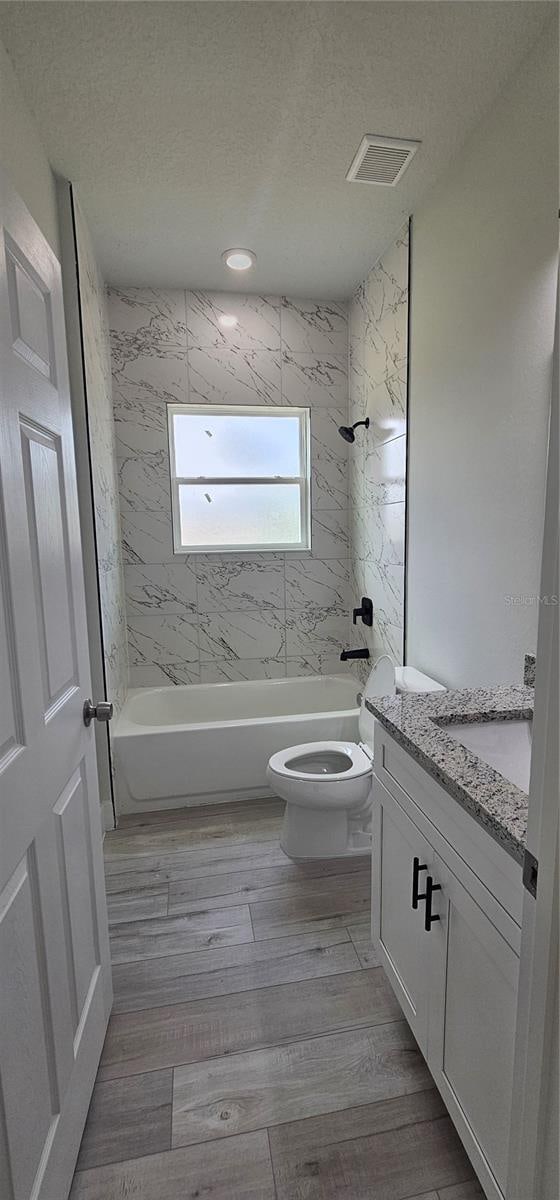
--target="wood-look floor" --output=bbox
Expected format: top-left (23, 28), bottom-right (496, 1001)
top-left (71, 798), bottom-right (482, 1199)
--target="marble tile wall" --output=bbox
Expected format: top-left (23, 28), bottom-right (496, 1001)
top-left (347, 223), bottom-right (409, 683)
top-left (74, 203), bottom-right (128, 714)
top-left (107, 289), bottom-right (352, 684)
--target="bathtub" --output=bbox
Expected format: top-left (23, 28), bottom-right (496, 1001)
top-left (113, 675), bottom-right (360, 814)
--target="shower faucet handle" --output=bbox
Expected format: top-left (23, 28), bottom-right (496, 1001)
top-left (352, 597), bottom-right (373, 627)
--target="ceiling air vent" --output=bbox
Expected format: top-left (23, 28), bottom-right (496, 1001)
top-left (346, 135), bottom-right (420, 187)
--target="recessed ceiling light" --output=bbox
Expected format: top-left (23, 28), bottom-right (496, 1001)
top-left (222, 248), bottom-right (256, 271)
top-left (218, 313), bottom-right (238, 328)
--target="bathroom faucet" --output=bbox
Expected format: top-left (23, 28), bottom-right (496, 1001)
top-left (353, 596), bottom-right (373, 627)
top-left (340, 647), bottom-right (370, 661)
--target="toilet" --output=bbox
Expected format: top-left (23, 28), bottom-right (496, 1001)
top-left (267, 658), bottom-right (445, 859)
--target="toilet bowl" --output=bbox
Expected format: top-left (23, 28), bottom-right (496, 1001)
top-left (267, 658), bottom-right (445, 859)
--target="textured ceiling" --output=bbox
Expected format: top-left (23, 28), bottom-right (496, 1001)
top-left (0, 1), bottom-right (552, 296)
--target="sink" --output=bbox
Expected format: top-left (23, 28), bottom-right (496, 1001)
top-left (442, 718), bottom-right (532, 794)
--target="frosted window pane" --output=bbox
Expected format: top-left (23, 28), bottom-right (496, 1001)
top-left (173, 412), bottom-right (301, 478)
top-left (179, 484), bottom-right (302, 547)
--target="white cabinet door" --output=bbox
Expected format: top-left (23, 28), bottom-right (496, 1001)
top-left (429, 857), bottom-right (519, 1200)
top-left (0, 171), bottom-right (112, 1200)
top-left (372, 778), bottom-right (438, 1053)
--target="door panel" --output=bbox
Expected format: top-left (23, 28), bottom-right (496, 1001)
top-left (54, 769), bottom-right (100, 1028)
top-left (21, 420), bottom-right (78, 709)
top-left (0, 496), bottom-right (24, 771)
top-left (0, 169), bottom-right (112, 1200)
top-left (372, 777), bottom-right (435, 1051)
top-left (430, 858), bottom-right (519, 1198)
top-left (5, 231), bottom-right (55, 381)
top-left (0, 857), bottom-right (57, 1200)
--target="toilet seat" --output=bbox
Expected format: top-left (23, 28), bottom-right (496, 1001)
top-left (267, 658), bottom-right (446, 859)
top-left (268, 740), bottom-right (372, 783)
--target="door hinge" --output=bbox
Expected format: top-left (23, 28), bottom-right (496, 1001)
top-left (522, 849), bottom-right (538, 898)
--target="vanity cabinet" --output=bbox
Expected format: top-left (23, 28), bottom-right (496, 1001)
top-left (372, 725), bottom-right (523, 1200)
top-left (372, 788), bottom-right (436, 1050)
top-left (429, 856), bottom-right (519, 1194)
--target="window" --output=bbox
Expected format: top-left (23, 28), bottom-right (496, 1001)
top-left (167, 404), bottom-right (311, 553)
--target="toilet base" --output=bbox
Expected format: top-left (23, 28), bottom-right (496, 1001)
top-left (280, 800), bottom-right (372, 860)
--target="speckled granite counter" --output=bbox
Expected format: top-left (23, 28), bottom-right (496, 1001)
top-left (366, 685), bottom-right (534, 863)
top-left (524, 652), bottom-right (536, 686)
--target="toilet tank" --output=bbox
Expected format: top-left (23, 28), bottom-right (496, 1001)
top-left (395, 667), bottom-right (446, 694)
top-left (358, 663), bottom-right (446, 750)
top-left (358, 655), bottom-right (396, 747)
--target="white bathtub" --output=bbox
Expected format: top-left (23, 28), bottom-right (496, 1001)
top-left (113, 675), bottom-right (360, 814)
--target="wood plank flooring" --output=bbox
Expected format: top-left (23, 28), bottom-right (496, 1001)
top-left (71, 798), bottom-right (482, 1200)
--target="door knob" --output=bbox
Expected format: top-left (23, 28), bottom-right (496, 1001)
top-left (83, 699), bottom-right (114, 727)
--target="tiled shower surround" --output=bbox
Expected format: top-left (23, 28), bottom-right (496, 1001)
top-left (107, 233), bottom-right (408, 688)
top-left (107, 291), bottom-right (352, 685)
top-left (348, 224), bottom-right (409, 680)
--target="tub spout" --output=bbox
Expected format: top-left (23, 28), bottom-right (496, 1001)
top-left (340, 648), bottom-right (370, 661)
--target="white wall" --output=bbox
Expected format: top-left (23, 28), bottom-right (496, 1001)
top-left (406, 21), bottom-right (558, 688)
top-left (0, 36), bottom-right (59, 256)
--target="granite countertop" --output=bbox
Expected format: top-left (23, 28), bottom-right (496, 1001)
top-left (366, 684), bottom-right (534, 864)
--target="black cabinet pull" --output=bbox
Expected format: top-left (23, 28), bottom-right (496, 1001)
top-left (424, 875), bottom-right (442, 931)
top-left (411, 857), bottom-right (427, 909)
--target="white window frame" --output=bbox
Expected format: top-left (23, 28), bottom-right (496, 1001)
top-left (167, 403), bottom-right (311, 554)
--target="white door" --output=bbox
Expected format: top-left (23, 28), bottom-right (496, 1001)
top-left (371, 778), bottom-right (435, 1052)
top-left (507, 263), bottom-right (559, 1200)
top-left (0, 171), bottom-right (112, 1200)
top-left (428, 856), bottom-right (519, 1200)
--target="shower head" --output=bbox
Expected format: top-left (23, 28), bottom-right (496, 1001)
top-left (338, 418), bottom-right (370, 444)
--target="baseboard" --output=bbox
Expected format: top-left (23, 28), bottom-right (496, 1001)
top-left (101, 798), bottom-right (116, 832)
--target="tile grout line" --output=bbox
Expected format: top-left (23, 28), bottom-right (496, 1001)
top-left (109, 909), bottom-right (371, 950)
top-left (109, 914), bottom-right (371, 958)
top-left (109, 926), bottom-right (358, 965)
top-left (108, 874), bottom-right (370, 906)
top-left (169, 1065), bottom-right (175, 1155)
top-left (99, 1014), bottom-right (407, 1080)
top-left (75, 1085), bottom-right (442, 1177)
top-left (112, 869), bottom-right (370, 916)
top-left (266, 1126), bottom-right (279, 1199)
top-left (248, 900), bottom-right (256, 944)
top-left (400, 1174), bottom-right (478, 1200)
top-left (106, 964), bottom-right (384, 1018)
top-left (97, 1017), bottom-right (417, 1094)
top-left (105, 856), bottom-right (369, 887)
top-left (110, 960), bottom-right (372, 1017)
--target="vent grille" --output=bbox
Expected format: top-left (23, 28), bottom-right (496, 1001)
top-left (346, 135), bottom-right (420, 187)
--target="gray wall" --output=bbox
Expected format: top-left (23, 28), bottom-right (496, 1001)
top-left (348, 224), bottom-right (409, 682)
top-left (406, 21), bottom-right (558, 688)
top-left (0, 36), bottom-right (59, 256)
top-left (107, 290), bottom-right (351, 684)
